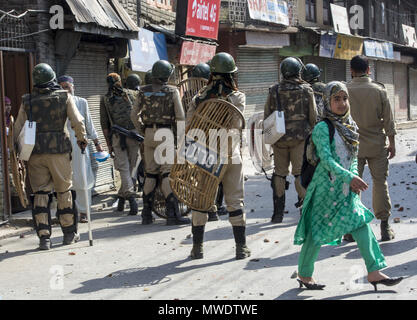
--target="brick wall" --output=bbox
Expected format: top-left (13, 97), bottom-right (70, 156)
top-left (118, 0), bottom-right (138, 24)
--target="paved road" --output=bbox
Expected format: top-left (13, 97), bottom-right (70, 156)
top-left (0, 128), bottom-right (416, 301)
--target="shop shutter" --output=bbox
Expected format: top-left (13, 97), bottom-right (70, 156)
top-left (409, 67), bottom-right (417, 120)
top-left (324, 58), bottom-right (346, 83)
top-left (376, 61), bottom-right (395, 118)
top-left (393, 63), bottom-right (408, 121)
top-left (65, 42), bottom-right (115, 193)
top-left (236, 48), bottom-right (280, 120)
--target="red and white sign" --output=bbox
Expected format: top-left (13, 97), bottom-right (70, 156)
top-left (179, 41), bottom-right (217, 65)
top-left (185, 0), bottom-right (221, 40)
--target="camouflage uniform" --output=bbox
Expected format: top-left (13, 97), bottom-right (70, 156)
top-left (100, 89), bottom-right (139, 202)
top-left (131, 82), bottom-right (187, 224)
top-left (311, 80), bottom-right (326, 120)
top-left (264, 78), bottom-right (317, 220)
top-left (13, 88), bottom-right (86, 241)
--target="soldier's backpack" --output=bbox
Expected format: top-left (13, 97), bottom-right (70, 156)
top-left (300, 118), bottom-right (335, 189)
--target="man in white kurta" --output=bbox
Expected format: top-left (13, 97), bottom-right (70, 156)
top-left (58, 76), bottom-right (103, 223)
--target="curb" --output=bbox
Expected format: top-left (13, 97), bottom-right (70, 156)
top-left (397, 120), bottom-right (417, 130)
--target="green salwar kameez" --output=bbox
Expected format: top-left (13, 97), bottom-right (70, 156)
top-left (294, 121), bottom-right (387, 277)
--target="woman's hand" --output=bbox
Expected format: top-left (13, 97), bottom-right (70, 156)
top-left (350, 175), bottom-right (368, 193)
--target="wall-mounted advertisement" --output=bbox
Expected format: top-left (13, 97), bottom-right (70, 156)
top-left (247, 0), bottom-right (289, 26)
top-left (364, 40), bottom-right (394, 60)
top-left (175, 0), bottom-right (221, 40)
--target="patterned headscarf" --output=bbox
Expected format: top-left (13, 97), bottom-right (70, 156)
top-left (322, 81), bottom-right (359, 156)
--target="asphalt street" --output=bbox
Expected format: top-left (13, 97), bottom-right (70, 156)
top-left (0, 127), bottom-right (416, 301)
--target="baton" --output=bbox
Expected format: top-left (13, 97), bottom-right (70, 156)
top-left (80, 145), bottom-right (93, 246)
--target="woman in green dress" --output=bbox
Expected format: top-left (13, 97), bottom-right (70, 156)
top-left (293, 81), bottom-right (403, 291)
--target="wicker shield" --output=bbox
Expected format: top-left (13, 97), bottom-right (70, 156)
top-left (177, 77), bottom-right (208, 113)
top-left (170, 98), bottom-right (245, 212)
top-left (8, 117), bottom-right (29, 208)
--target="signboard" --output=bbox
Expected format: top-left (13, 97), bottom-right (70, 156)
top-left (319, 33), bottom-right (337, 58)
top-left (330, 3), bottom-right (351, 35)
top-left (175, 0), bottom-right (221, 40)
top-left (333, 34), bottom-right (363, 60)
top-left (402, 24), bottom-right (417, 48)
top-left (130, 28), bottom-right (168, 72)
top-left (364, 40), bottom-right (394, 60)
top-left (179, 40), bottom-right (217, 65)
top-left (247, 0), bottom-right (289, 26)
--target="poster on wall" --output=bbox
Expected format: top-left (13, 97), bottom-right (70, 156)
top-left (247, 0), bottom-right (289, 26)
top-left (402, 24), bottom-right (417, 48)
top-left (330, 3), bottom-right (351, 35)
top-left (319, 33), bottom-right (337, 58)
top-left (334, 34), bottom-right (363, 60)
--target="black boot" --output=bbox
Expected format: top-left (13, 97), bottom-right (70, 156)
top-left (217, 206), bottom-right (227, 216)
top-left (39, 236), bottom-right (51, 250)
top-left (381, 220), bottom-right (395, 241)
top-left (117, 197), bottom-right (125, 212)
top-left (141, 192), bottom-right (155, 225)
top-left (271, 194), bottom-right (285, 224)
top-left (232, 226), bottom-right (251, 260)
top-left (166, 193), bottom-right (190, 226)
top-left (128, 197), bottom-right (138, 216)
top-left (190, 225), bottom-right (205, 259)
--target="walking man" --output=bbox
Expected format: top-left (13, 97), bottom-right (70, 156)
top-left (13, 63), bottom-right (87, 250)
top-left (264, 57), bottom-right (317, 223)
top-left (58, 75), bottom-right (103, 223)
top-left (346, 55), bottom-right (397, 241)
top-left (100, 73), bottom-right (139, 215)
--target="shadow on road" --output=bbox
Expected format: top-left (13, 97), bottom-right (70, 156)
top-left (71, 257), bottom-right (235, 295)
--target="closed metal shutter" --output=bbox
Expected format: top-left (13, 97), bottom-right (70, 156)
top-left (324, 58), bottom-right (346, 83)
top-left (409, 67), bottom-right (417, 120)
top-left (393, 63), bottom-right (408, 121)
top-left (376, 61), bottom-right (395, 118)
top-left (66, 42), bottom-right (115, 192)
top-left (236, 48), bottom-right (280, 120)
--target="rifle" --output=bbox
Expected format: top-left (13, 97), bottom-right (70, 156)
top-left (111, 125), bottom-right (144, 143)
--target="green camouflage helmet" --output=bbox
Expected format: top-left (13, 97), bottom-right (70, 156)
top-left (126, 73), bottom-right (142, 89)
top-left (152, 60), bottom-right (174, 80)
top-left (32, 63), bottom-right (56, 86)
top-left (210, 52), bottom-right (238, 74)
top-left (302, 63), bottom-right (321, 82)
top-left (144, 70), bottom-right (153, 85)
top-left (192, 63), bottom-right (211, 79)
top-left (280, 57), bottom-right (305, 79)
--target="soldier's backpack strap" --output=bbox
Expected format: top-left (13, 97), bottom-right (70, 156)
top-left (275, 85), bottom-right (283, 112)
top-left (102, 95), bottom-right (114, 128)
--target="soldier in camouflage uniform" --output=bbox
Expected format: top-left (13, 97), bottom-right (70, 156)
top-left (100, 73), bottom-right (139, 215)
top-left (302, 63), bottom-right (326, 120)
top-left (131, 60), bottom-right (190, 226)
top-left (264, 57), bottom-right (317, 224)
top-left (144, 70), bottom-right (153, 85)
top-left (13, 63), bottom-right (87, 250)
top-left (186, 52), bottom-right (251, 260)
top-left (125, 73), bottom-right (142, 91)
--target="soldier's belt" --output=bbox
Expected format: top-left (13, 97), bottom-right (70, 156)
top-left (144, 124), bottom-right (172, 129)
top-left (111, 125), bottom-right (144, 143)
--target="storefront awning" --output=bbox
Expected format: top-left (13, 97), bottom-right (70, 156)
top-left (65, 0), bottom-right (139, 39)
top-left (129, 28), bottom-right (168, 72)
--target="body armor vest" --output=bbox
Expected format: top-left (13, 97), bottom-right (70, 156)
top-left (104, 90), bottom-right (136, 130)
top-left (22, 89), bottom-right (72, 154)
top-left (138, 84), bottom-right (176, 126)
top-left (272, 80), bottom-right (312, 142)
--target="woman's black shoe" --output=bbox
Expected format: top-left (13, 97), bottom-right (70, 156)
top-left (297, 279), bottom-right (325, 290)
top-left (370, 277), bottom-right (403, 291)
